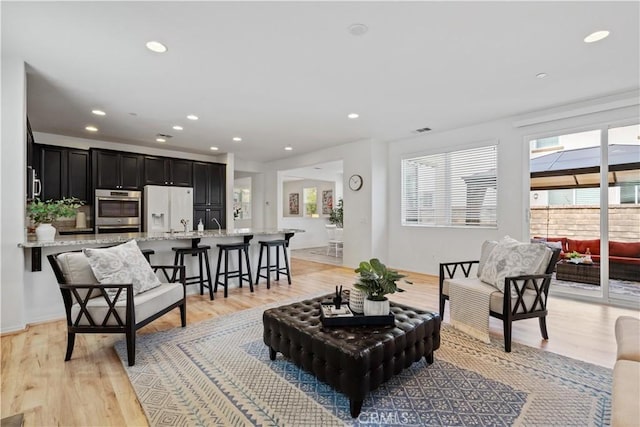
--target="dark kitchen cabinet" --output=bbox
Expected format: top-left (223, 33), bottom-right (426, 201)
top-left (37, 144), bottom-right (90, 203)
top-left (193, 161), bottom-right (226, 229)
top-left (143, 156), bottom-right (193, 187)
top-left (171, 159), bottom-right (193, 187)
top-left (193, 162), bottom-right (225, 206)
top-left (67, 149), bottom-right (90, 202)
top-left (193, 206), bottom-right (224, 231)
top-left (93, 150), bottom-right (142, 190)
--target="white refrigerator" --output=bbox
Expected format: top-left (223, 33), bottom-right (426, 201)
top-left (144, 186), bottom-right (194, 232)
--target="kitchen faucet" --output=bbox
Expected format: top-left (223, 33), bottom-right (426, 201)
top-left (212, 217), bottom-right (222, 234)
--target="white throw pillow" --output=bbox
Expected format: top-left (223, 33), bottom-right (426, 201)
top-left (83, 240), bottom-right (161, 295)
top-left (480, 236), bottom-right (551, 294)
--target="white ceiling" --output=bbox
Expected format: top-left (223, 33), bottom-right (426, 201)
top-left (3, 2), bottom-right (639, 163)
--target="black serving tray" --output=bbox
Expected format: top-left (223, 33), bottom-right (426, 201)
top-left (320, 303), bottom-right (395, 327)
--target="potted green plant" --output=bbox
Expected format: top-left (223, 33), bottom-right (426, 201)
top-left (28, 197), bottom-right (84, 241)
top-left (353, 258), bottom-right (410, 315)
top-left (328, 198), bottom-right (343, 228)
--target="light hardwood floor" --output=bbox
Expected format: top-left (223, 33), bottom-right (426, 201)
top-left (2, 259), bottom-right (639, 426)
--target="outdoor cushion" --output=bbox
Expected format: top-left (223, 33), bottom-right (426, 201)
top-left (610, 241), bottom-right (640, 259)
top-left (567, 238), bottom-right (600, 255)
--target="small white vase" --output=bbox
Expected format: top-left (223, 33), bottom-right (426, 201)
top-left (363, 297), bottom-right (390, 316)
top-left (349, 288), bottom-right (365, 314)
top-left (35, 223), bottom-right (56, 242)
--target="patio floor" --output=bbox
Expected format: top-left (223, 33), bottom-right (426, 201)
top-left (552, 274), bottom-right (640, 298)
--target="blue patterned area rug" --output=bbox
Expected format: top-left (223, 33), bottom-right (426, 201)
top-left (115, 295), bottom-right (612, 427)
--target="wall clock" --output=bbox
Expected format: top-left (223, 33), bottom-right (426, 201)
top-left (349, 174), bottom-right (363, 191)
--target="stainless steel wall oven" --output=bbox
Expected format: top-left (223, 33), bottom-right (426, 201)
top-left (94, 189), bottom-right (142, 233)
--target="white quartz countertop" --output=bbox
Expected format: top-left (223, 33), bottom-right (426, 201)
top-left (19, 228), bottom-right (303, 248)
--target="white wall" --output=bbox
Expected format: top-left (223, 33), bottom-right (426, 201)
top-left (1, 58), bottom-right (27, 333)
top-left (266, 139), bottom-right (381, 267)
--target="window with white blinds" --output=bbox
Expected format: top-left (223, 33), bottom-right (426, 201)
top-left (401, 144), bottom-right (498, 227)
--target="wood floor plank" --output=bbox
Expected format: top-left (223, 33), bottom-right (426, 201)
top-left (1, 258), bottom-right (638, 426)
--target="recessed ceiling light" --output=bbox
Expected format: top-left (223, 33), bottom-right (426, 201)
top-left (187, 114), bottom-right (198, 120)
top-left (284, 146), bottom-right (293, 151)
top-left (536, 72), bottom-right (548, 79)
top-left (210, 146), bottom-right (219, 151)
top-left (92, 109), bottom-right (106, 116)
top-left (347, 113), bottom-right (359, 119)
top-left (173, 125), bottom-right (183, 130)
top-left (156, 137), bottom-right (166, 143)
top-left (233, 137), bottom-right (242, 142)
top-left (348, 23), bottom-right (369, 36)
top-left (146, 41), bottom-right (167, 53)
top-left (85, 125), bottom-right (98, 132)
top-left (584, 30), bottom-right (610, 43)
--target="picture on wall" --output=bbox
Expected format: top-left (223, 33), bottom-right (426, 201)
top-left (322, 190), bottom-right (333, 215)
top-left (289, 193), bottom-right (299, 215)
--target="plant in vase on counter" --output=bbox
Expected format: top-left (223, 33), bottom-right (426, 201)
top-left (353, 258), bottom-right (411, 316)
top-left (27, 197), bottom-right (84, 241)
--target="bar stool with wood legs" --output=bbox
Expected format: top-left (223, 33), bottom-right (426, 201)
top-left (171, 244), bottom-right (213, 300)
top-left (255, 233), bottom-right (293, 289)
top-left (214, 235), bottom-right (254, 298)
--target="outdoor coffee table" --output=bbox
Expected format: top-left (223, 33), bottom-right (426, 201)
top-left (556, 260), bottom-right (601, 285)
top-left (262, 294), bottom-right (441, 417)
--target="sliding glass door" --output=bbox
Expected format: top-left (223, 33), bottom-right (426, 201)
top-left (607, 124), bottom-right (640, 304)
top-left (529, 123), bottom-right (639, 307)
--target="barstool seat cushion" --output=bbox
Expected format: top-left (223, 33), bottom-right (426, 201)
top-left (259, 240), bottom-right (287, 246)
top-left (217, 242), bottom-right (249, 249)
top-left (171, 245), bottom-right (211, 252)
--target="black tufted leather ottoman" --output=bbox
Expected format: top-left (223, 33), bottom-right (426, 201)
top-left (263, 294), bottom-right (441, 417)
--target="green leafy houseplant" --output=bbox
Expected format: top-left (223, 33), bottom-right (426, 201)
top-left (328, 198), bottom-right (343, 228)
top-left (27, 197), bottom-right (84, 225)
top-left (354, 258), bottom-right (410, 301)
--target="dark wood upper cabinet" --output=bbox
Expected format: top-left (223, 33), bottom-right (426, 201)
top-left (120, 153), bottom-right (142, 189)
top-left (193, 161), bottom-right (210, 205)
top-left (143, 156), bottom-right (167, 186)
top-left (67, 149), bottom-right (90, 202)
top-left (40, 146), bottom-right (65, 201)
top-left (143, 156), bottom-right (193, 187)
top-left (193, 161), bottom-right (226, 224)
top-left (193, 161), bottom-right (225, 206)
top-left (93, 149), bottom-right (142, 190)
top-left (37, 144), bottom-right (90, 203)
top-left (170, 159), bottom-right (193, 187)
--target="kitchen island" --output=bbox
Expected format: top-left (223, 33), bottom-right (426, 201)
top-left (18, 228), bottom-right (303, 326)
top-left (20, 228), bottom-right (301, 270)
